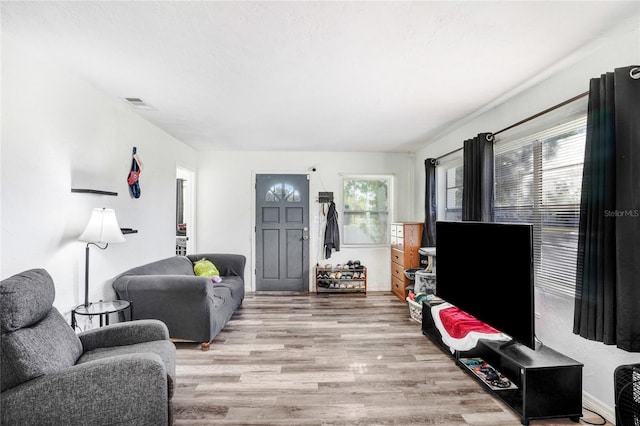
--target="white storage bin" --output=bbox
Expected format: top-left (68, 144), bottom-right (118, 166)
top-left (415, 270), bottom-right (436, 295)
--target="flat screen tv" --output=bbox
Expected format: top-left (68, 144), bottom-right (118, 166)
top-left (435, 221), bottom-right (535, 350)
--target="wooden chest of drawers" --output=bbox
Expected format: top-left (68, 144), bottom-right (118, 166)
top-left (390, 222), bottom-right (423, 301)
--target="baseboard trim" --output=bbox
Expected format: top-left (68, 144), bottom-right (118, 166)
top-left (583, 390), bottom-right (615, 424)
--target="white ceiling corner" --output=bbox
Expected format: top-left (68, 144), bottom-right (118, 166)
top-left (2, 1), bottom-right (638, 153)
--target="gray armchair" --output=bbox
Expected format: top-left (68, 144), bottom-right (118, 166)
top-left (1, 269), bottom-right (176, 425)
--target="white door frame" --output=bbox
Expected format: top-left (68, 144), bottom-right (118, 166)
top-left (251, 170), bottom-right (312, 292)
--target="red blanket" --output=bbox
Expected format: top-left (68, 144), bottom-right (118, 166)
top-left (439, 306), bottom-right (500, 338)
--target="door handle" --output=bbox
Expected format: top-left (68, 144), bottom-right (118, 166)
top-left (303, 236), bottom-right (309, 240)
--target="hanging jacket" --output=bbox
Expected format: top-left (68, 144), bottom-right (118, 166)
top-left (324, 201), bottom-right (340, 259)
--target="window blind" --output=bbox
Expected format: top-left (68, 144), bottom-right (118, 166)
top-left (494, 113), bottom-right (587, 298)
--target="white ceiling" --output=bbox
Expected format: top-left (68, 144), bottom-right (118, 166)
top-left (2, 1), bottom-right (638, 153)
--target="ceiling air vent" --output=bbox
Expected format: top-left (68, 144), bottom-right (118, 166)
top-left (124, 97), bottom-right (153, 110)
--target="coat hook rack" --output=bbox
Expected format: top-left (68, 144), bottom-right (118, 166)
top-left (318, 192), bottom-right (333, 203)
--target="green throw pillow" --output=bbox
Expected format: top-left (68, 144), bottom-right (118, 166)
top-left (193, 258), bottom-right (220, 277)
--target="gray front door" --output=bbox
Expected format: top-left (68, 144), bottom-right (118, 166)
top-left (255, 174), bottom-right (310, 291)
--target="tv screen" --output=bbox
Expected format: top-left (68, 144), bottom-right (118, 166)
top-left (435, 221), bottom-right (535, 350)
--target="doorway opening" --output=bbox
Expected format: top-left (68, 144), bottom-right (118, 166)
top-left (176, 167), bottom-right (195, 255)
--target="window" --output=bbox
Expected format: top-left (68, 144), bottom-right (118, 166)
top-left (265, 183), bottom-right (300, 202)
top-left (342, 175), bottom-right (392, 245)
top-left (436, 150), bottom-right (464, 221)
top-left (435, 98), bottom-right (587, 298)
top-left (495, 107), bottom-right (587, 298)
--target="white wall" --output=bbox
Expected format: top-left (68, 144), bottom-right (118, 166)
top-left (195, 150), bottom-right (415, 292)
top-left (1, 39), bottom-right (198, 317)
top-left (412, 25), bottom-right (640, 421)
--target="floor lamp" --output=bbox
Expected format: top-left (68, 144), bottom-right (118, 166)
top-left (79, 208), bottom-right (126, 307)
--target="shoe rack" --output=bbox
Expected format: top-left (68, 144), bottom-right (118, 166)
top-left (315, 263), bottom-right (367, 294)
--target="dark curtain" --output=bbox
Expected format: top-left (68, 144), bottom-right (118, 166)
top-left (462, 133), bottom-right (494, 222)
top-left (421, 158), bottom-right (437, 247)
top-left (573, 66), bottom-right (640, 351)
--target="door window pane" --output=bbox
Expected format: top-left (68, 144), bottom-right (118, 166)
top-left (265, 183), bottom-right (300, 202)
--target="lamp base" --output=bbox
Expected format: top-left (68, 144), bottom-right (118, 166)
top-left (84, 244), bottom-right (90, 307)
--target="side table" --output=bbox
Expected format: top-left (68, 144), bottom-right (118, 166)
top-left (71, 300), bottom-right (132, 330)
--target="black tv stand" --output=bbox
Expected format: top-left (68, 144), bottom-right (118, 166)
top-left (422, 302), bottom-right (583, 425)
top-left (499, 339), bottom-right (518, 350)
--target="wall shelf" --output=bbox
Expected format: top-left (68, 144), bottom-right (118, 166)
top-left (71, 188), bottom-right (118, 196)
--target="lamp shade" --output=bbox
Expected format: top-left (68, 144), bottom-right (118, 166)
top-left (79, 208), bottom-right (126, 244)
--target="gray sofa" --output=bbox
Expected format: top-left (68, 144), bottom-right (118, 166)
top-left (1, 268), bottom-right (175, 426)
top-left (112, 253), bottom-right (245, 350)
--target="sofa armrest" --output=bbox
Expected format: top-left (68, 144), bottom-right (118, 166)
top-left (187, 253), bottom-right (246, 279)
top-left (1, 353), bottom-right (169, 426)
top-left (78, 319), bottom-right (169, 352)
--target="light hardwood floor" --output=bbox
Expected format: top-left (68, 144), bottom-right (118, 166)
top-left (173, 293), bottom-right (610, 425)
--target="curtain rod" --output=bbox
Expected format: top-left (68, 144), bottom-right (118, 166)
top-left (492, 91), bottom-right (589, 137)
top-left (435, 90), bottom-right (589, 162)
